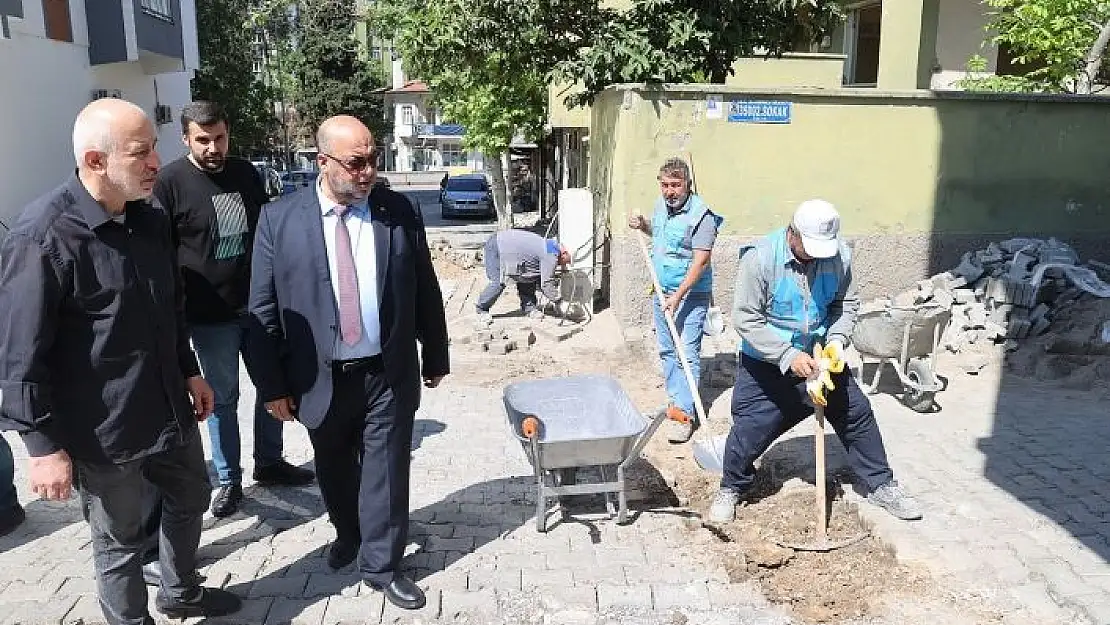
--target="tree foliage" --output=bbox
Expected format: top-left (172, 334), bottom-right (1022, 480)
top-left (558, 0), bottom-right (843, 106)
top-left (372, 0), bottom-right (600, 227)
top-left (285, 2), bottom-right (389, 140)
top-left (191, 0), bottom-right (276, 154)
top-left (960, 0), bottom-right (1110, 93)
top-left (372, 0), bottom-right (837, 227)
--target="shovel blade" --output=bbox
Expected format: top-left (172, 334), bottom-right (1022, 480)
top-left (774, 532), bottom-right (869, 552)
top-left (692, 435), bottom-right (728, 474)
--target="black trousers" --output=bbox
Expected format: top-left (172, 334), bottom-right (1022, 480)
top-left (721, 354), bottom-right (895, 494)
top-left (74, 432), bottom-right (211, 625)
top-left (308, 361), bottom-right (413, 587)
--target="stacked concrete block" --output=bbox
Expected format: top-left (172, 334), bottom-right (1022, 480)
top-left (883, 238), bottom-right (1094, 353)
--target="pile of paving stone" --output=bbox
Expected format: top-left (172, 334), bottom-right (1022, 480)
top-left (877, 238), bottom-right (1110, 354)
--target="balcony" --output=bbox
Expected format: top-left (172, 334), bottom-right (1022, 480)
top-left (415, 123), bottom-right (465, 138)
top-left (86, 0), bottom-right (185, 74)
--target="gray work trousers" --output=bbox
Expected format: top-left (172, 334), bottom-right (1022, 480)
top-left (74, 431), bottom-right (212, 625)
top-left (476, 235), bottom-right (539, 314)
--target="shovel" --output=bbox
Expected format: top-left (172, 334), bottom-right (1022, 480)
top-left (629, 228), bottom-right (725, 471)
top-left (773, 404), bottom-right (868, 552)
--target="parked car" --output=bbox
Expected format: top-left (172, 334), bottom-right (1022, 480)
top-left (440, 174), bottom-right (494, 219)
top-left (280, 170), bottom-right (318, 196)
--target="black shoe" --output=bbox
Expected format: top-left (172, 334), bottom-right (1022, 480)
top-left (0, 505), bottom-right (25, 538)
top-left (210, 484), bottom-right (243, 518)
top-left (155, 586), bottom-right (241, 618)
top-left (327, 540), bottom-right (358, 570)
top-left (252, 460), bottom-right (315, 487)
top-left (368, 575), bottom-right (425, 610)
top-left (143, 560), bottom-right (206, 587)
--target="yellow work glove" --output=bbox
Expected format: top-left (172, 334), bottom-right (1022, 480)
top-left (805, 342), bottom-right (838, 407)
top-left (822, 340), bottom-right (846, 374)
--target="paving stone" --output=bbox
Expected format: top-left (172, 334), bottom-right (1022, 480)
top-left (264, 597), bottom-right (328, 625)
top-left (250, 574), bottom-right (310, 598)
top-left (62, 595), bottom-right (107, 624)
top-left (320, 594), bottom-right (383, 625)
top-left (2, 597), bottom-right (80, 625)
top-left (57, 576), bottom-right (98, 596)
top-left (304, 573), bottom-right (360, 598)
top-left (597, 583), bottom-right (652, 609)
top-left (537, 585), bottom-right (599, 613)
top-left (651, 582), bottom-right (711, 610)
top-left (440, 588), bottom-right (497, 617)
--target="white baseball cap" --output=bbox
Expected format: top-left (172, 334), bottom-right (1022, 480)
top-left (792, 199), bottom-right (841, 259)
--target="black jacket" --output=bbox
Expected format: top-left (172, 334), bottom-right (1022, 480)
top-left (0, 177), bottom-right (202, 463)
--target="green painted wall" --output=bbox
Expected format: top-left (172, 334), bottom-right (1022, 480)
top-left (590, 85), bottom-right (1110, 238)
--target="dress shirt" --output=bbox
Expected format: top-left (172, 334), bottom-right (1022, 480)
top-left (315, 181), bottom-right (381, 359)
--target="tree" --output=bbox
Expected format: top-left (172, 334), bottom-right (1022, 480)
top-left (557, 0), bottom-right (844, 106)
top-left (960, 0), bottom-right (1110, 94)
top-left (191, 0), bottom-right (276, 155)
top-left (289, 2), bottom-right (389, 140)
top-left (373, 0), bottom-right (601, 229)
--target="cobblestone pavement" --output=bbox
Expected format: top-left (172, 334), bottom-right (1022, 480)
top-left (0, 366), bottom-right (797, 625)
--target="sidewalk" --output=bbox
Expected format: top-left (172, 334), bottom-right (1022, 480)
top-left (0, 368), bottom-right (796, 625)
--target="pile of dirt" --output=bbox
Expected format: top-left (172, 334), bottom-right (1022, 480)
top-left (1003, 294), bottom-right (1110, 391)
top-left (652, 437), bottom-right (930, 623)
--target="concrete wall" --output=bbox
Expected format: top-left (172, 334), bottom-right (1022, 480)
top-left (726, 53), bottom-right (845, 89)
top-left (931, 0), bottom-right (996, 90)
top-left (591, 84), bottom-right (1110, 327)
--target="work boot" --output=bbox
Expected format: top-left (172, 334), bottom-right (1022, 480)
top-left (665, 405), bottom-right (698, 444)
top-left (708, 488), bottom-right (741, 523)
top-left (867, 480), bottom-right (923, 521)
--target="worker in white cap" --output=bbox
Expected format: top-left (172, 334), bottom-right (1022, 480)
top-left (708, 200), bottom-right (923, 523)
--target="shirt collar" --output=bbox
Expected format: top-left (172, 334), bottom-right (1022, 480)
top-left (316, 178), bottom-right (370, 219)
top-left (67, 175), bottom-right (134, 231)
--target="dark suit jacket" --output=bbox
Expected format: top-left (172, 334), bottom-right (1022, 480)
top-left (245, 185), bottom-right (450, 428)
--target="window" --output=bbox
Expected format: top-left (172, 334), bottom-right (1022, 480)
top-left (371, 46), bottom-right (381, 60)
top-left (440, 144), bottom-right (467, 167)
top-left (426, 107), bottom-right (437, 124)
top-left (140, 0), bottom-right (173, 21)
top-left (401, 105), bottom-right (413, 126)
top-left (42, 0), bottom-right (71, 42)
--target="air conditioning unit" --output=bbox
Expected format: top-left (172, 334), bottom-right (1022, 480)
top-left (90, 89), bottom-right (123, 101)
top-left (155, 104), bottom-right (173, 126)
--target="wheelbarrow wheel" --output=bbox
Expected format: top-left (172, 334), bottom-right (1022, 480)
top-left (901, 359), bottom-right (936, 413)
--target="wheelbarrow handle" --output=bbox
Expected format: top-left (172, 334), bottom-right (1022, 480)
top-left (521, 415), bottom-right (541, 439)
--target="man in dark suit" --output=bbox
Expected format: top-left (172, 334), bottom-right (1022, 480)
top-left (246, 115), bottom-right (449, 610)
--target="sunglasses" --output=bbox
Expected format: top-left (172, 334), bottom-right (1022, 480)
top-left (320, 152), bottom-right (378, 173)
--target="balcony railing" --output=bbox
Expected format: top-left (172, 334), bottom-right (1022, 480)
top-left (414, 123), bottom-right (465, 137)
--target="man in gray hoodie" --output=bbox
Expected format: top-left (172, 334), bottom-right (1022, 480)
top-left (476, 229), bottom-right (569, 325)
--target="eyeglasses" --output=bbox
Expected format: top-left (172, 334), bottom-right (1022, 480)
top-left (320, 152), bottom-right (378, 173)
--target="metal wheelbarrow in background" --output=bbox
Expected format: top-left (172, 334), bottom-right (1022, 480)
top-left (504, 374), bottom-right (671, 532)
top-left (851, 303), bottom-right (952, 412)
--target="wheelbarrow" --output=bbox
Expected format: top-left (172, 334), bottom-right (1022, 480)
top-left (503, 374), bottom-right (672, 532)
top-left (851, 303), bottom-right (952, 412)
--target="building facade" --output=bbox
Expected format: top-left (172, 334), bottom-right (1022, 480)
top-left (379, 59), bottom-right (484, 173)
top-left (0, 0), bottom-right (198, 224)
